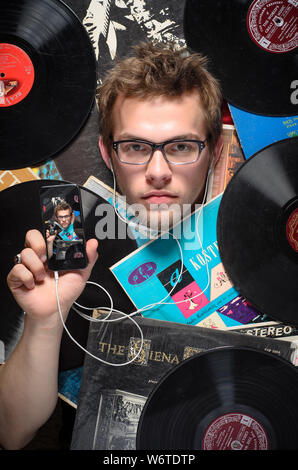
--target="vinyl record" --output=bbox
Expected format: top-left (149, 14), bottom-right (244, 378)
top-left (0, 180), bottom-right (136, 368)
top-left (137, 347), bottom-right (298, 450)
top-left (0, 0), bottom-right (96, 170)
top-left (184, 0), bottom-right (298, 116)
top-left (217, 137), bottom-right (298, 325)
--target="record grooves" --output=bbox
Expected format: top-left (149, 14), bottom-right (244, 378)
top-left (137, 347), bottom-right (298, 450)
top-left (184, 0), bottom-right (298, 116)
top-left (0, 0), bottom-right (97, 170)
top-left (217, 137), bottom-right (298, 326)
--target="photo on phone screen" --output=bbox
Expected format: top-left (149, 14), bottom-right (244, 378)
top-left (40, 184), bottom-right (88, 271)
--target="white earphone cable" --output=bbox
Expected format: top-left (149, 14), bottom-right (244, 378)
top-left (54, 158), bottom-right (213, 366)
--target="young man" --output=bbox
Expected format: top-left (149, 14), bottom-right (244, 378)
top-left (0, 42), bottom-right (222, 449)
top-left (46, 202), bottom-right (80, 259)
top-left (53, 202), bottom-right (78, 237)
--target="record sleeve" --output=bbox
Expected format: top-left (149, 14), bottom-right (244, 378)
top-left (229, 104), bottom-right (298, 159)
top-left (71, 313), bottom-right (295, 450)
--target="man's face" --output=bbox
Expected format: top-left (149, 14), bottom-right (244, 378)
top-left (100, 91), bottom-right (217, 230)
top-left (56, 209), bottom-right (73, 230)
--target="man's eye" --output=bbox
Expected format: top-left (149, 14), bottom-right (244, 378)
top-left (176, 144), bottom-right (189, 151)
top-left (168, 142), bottom-right (193, 153)
top-left (131, 144), bottom-right (143, 151)
top-left (124, 143), bottom-right (149, 153)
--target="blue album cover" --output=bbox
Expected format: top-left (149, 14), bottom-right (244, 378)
top-left (229, 105), bottom-right (298, 159)
top-left (110, 194), bottom-right (263, 328)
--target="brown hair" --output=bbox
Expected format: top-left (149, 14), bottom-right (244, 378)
top-left (54, 202), bottom-right (72, 217)
top-left (97, 41), bottom-right (222, 154)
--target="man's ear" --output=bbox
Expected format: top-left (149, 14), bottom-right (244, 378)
top-left (99, 136), bottom-right (112, 169)
top-left (211, 135), bottom-right (224, 169)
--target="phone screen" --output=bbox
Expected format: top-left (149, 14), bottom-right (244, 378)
top-left (40, 184), bottom-right (88, 271)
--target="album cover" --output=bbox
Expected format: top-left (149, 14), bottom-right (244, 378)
top-left (66, 0), bottom-right (186, 83)
top-left (58, 367), bottom-right (83, 408)
top-left (83, 175), bottom-right (148, 245)
top-left (58, 314), bottom-right (298, 409)
top-left (207, 123), bottom-right (245, 200)
top-left (93, 389), bottom-right (146, 450)
top-left (32, 160), bottom-right (62, 181)
top-left (110, 193), bottom-right (265, 328)
top-left (227, 321), bottom-right (298, 366)
top-left (229, 105), bottom-right (298, 159)
top-left (71, 313), bottom-right (296, 450)
top-left (109, 181), bottom-right (298, 340)
top-left (0, 167), bottom-right (39, 192)
top-left (84, 174), bottom-right (128, 222)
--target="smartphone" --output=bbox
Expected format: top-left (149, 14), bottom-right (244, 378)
top-left (39, 184), bottom-right (88, 271)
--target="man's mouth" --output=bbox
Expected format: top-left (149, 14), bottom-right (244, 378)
top-left (141, 191), bottom-right (178, 205)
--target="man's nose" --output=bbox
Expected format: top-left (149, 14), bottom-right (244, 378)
top-left (145, 149), bottom-right (172, 186)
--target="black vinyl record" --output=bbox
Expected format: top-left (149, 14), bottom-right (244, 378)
top-left (0, 0), bottom-right (96, 170)
top-left (137, 347), bottom-right (298, 450)
top-left (184, 0), bottom-right (298, 116)
top-left (0, 180), bottom-right (136, 368)
top-left (217, 137), bottom-right (298, 325)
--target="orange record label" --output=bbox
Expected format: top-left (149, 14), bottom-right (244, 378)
top-left (247, 0), bottom-right (298, 53)
top-left (0, 43), bottom-right (35, 107)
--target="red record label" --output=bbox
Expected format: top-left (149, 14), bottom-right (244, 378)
top-left (247, 0), bottom-right (298, 53)
top-left (202, 412), bottom-right (269, 450)
top-left (0, 43), bottom-right (35, 107)
top-left (286, 207), bottom-right (298, 252)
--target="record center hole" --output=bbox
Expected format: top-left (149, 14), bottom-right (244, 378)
top-left (0, 73), bottom-right (5, 78)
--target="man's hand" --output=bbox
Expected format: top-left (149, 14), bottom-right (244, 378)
top-left (7, 229), bottom-right (98, 325)
top-left (45, 228), bottom-right (57, 244)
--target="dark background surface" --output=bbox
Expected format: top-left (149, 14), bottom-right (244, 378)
top-left (3, 0), bottom-right (186, 450)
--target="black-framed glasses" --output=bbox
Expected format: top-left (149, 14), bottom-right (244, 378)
top-left (112, 139), bottom-right (206, 165)
top-left (56, 214), bottom-right (72, 220)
